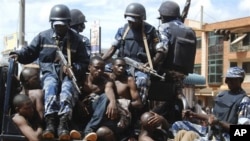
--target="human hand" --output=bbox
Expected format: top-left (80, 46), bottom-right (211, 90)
top-left (138, 63), bottom-right (149, 73)
top-left (106, 101), bottom-right (118, 120)
top-left (208, 114), bottom-right (219, 125)
top-left (9, 52), bottom-right (18, 61)
top-left (147, 112), bottom-right (162, 127)
top-left (63, 66), bottom-right (73, 78)
top-left (182, 109), bottom-right (194, 119)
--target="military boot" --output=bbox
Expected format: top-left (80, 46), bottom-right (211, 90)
top-left (42, 114), bottom-right (57, 139)
top-left (58, 114), bottom-right (70, 141)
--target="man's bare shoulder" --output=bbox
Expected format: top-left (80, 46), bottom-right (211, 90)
top-left (12, 113), bottom-right (27, 125)
top-left (28, 89), bottom-right (43, 95)
top-left (127, 75), bottom-right (135, 81)
top-left (102, 73), bottom-right (114, 82)
top-left (27, 89), bottom-right (43, 100)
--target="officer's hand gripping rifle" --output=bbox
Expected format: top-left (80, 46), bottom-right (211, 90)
top-left (124, 57), bottom-right (165, 80)
top-left (56, 49), bottom-right (82, 94)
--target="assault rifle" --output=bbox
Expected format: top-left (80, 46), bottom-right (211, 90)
top-left (124, 57), bottom-right (165, 80)
top-left (56, 50), bottom-right (82, 94)
top-left (181, 0), bottom-right (191, 22)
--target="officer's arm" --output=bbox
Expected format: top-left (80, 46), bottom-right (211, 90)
top-left (12, 34), bottom-right (41, 64)
top-left (103, 27), bottom-right (123, 61)
top-left (208, 114), bottom-right (230, 132)
top-left (153, 52), bottom-right (165, 66)
top-left (102, 45), bottom-right (117, 61)
top-left (153, 26), bottom-right (169, 66)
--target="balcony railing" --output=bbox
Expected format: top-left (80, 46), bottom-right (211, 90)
top-left (230, 44), bottom-right (250, 52)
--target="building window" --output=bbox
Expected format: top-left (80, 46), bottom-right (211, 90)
top-left (230, 62), bottom-right (237, 67)
top-left (242, 62), bottom-right (250, 74)
top-left (194, 64), bottom-right (201, 74)
top-left (242, 32), bottom-right (250, 46)
top-left (196, 37), bottom-right (201, 49)
top-left (207, 33), bottom-right (223, 85)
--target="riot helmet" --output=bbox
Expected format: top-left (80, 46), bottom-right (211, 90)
top-left (124, 3), bottom-right (146, 21)
top-left (225, 67), bottom-right (245, 83)
top-left (158, 1), bottom-right (180, 17)
top-left (49, 4), bottom-right (71, 22)
top-left (70, 9), bottom-right (87, 26)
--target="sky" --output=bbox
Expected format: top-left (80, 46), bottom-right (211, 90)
top-left (0, 0), bottom-right (250, 54)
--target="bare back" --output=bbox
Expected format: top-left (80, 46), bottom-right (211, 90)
top-left (21, 89), bottom-right (44, 120)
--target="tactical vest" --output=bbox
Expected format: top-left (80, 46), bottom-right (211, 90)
top-left (161, 21), bottom-right (196, 75)
top-left (118, 22), bottom-right (156, 63)
top-left (213, 90), bottom-right (246, 124)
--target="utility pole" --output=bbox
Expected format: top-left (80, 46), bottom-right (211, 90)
top-left (200, 5), bottom-right (203, 29)
top-left (18, 0), bottom-right (25, 49)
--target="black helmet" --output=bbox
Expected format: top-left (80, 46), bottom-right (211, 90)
top-left (70, 9), bottom-right (87, 26)
top-left (124, 3), bottom-right (146, 20)
top-left (49, 4), bottom-right (71, 22)
top-left (158, 1), bottom-right (180, 17)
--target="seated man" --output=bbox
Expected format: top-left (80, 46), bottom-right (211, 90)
top-left (172, 67), bottom-right (250, 141)
top-left (81, 56), bottom-right (118, 141)
top-left (109, 58), bottom-right (143, 110)
top-left (97, 58), bottom-right (143, 140)
top-left (12, 94), bottom-right (43, 141)
top-left (138, 111), bottom-right (169, 141)
top-left (19, 67), bottom-right (44, 120)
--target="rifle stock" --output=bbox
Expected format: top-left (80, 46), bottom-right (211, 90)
top-left (56, 50), bottom-right (81, 94)
top-left (124, 57), bottom-right (165, 80)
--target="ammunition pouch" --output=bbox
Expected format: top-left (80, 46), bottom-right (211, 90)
top-left (173, 37), bottom-right (196, 74)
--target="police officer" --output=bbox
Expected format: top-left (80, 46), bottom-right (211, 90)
top-left (172, 67), bottom-right (250, 141)
top-left (102, 2), bottom-right (164, 106)
top-left (9, 4), bottom-right (89, 141)
top-left (153, 1), bottom-right (197, 124)
top-left (70, 9), bottom-right (91, 58)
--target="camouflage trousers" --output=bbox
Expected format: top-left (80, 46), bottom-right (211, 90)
top-left (42, 73), bottom-right (77, 118)
top-left (133, 70), bottom-right (151, 105)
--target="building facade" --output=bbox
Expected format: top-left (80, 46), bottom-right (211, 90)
top-left (185, 17), bottom-right (250, 108)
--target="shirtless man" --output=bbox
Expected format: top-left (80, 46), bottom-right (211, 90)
top-left (19, 67), bottom-right (44, 120)
top-left (96, 58), bottom-right (143, 141)
top-left (81, 56), bottom-right (118, 141)
top-left (109, 58), bottom-right (143, 109)
top-left (12, 94), bottom-right (43, 141)
top-left (138, 111), bottom-right (169, 141)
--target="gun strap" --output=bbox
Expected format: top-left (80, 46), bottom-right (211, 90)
top-left (121, 25), bottom-right (130, 57)
top-left (142, 25), bottom-right (153, 69)
top-left (122, 25), bottom-right (130, 40)
top-left (67, 38), bottom-right (71, 66)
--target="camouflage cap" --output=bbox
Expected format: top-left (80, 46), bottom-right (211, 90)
top-left (226, 67), bottom-right (245, 78)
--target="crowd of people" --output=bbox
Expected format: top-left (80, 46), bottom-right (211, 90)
top-left (6, 1), bottom-right (250, 141)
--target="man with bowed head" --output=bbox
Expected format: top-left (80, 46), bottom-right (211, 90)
top-left (9, 4), bottom-right (89, 141)
top-left (138, 111), bottom-right (170, 141)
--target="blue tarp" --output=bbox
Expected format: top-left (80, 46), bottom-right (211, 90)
top-left (183, 73), bottom-right (206, 85)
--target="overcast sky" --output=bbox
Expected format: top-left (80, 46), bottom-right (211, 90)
top-left (0, 0), bottom-right (250, 53)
